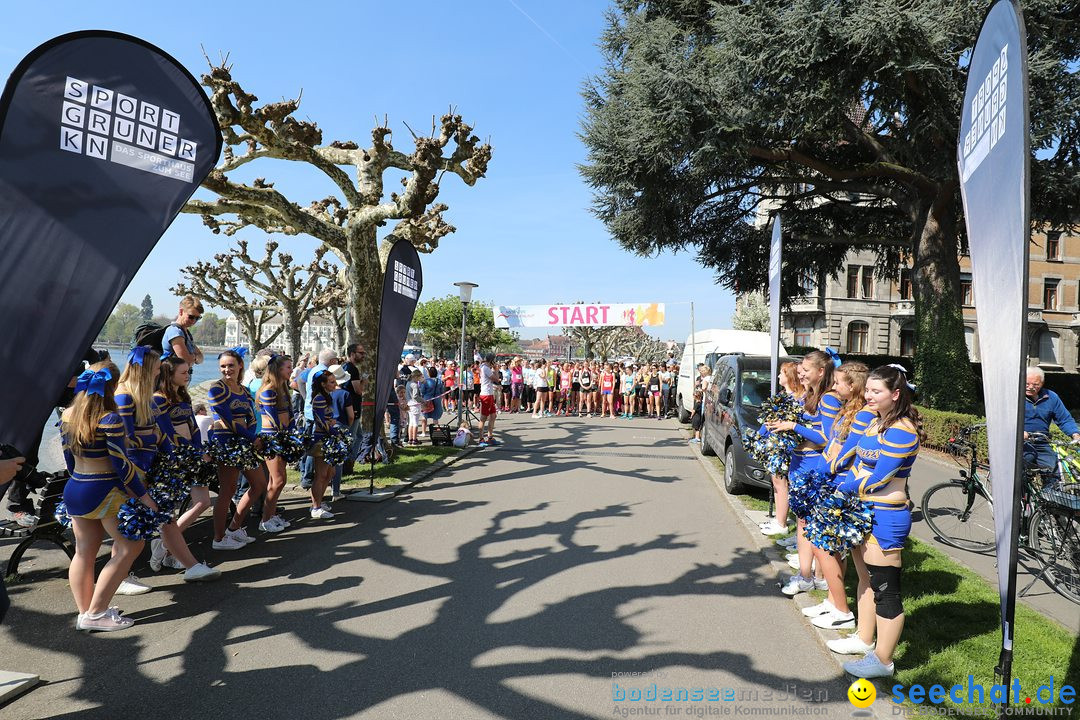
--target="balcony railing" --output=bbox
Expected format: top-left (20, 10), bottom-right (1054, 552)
top-left (789, 296), bottom-right (823, 312)
top-left (892, 300), bottom-right (915, 317)
top-left (1028, 309), bottom-right (1044, 323)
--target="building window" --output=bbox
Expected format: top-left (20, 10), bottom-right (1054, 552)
top-left (846, 266), bottom-right (860, 299)
top-left (1032, 330), bottom-right (1060, 365)
top-left (899, 324), bottom-right (915, 357)
top-left (794, 321), bottom-right (813, 347)
top-left (861, 268), bottom-right (875, 299)
top-left (1046, 232), bottom-right (1061, 261)
top-left (847, 321), bottom-right (869, 354)
top-left (1043, 279), bottom-right (1060, 310)
top-left (796, 270), bottom-right (817, 299)
top-left (899, 269), bottom-right (913, 300)
top-left (963, 326), bottom-right (976, 361)
top-left (960, 273), bottom-right (973, 306)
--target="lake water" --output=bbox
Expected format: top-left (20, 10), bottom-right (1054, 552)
top-left (34, 353), bottom-right (225, 473)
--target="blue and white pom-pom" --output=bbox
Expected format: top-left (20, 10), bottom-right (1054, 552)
top-left (116, 496), bottom-right (176, 541)
top-left (741, 425), bottom-right (798, 476)
top-left (264, 430), bottom-right (309, 464)
top-left (53, 500), bottom-right (72, 529)
top-left (319, 426), bottom-right (352, 466)
top-left (208, 435), bottom-right (263, 470)
top-left (805, 488), bottom-right (874, 554)
top-left (787, 468), bottom-right (830, 519)
top-left (758, 393), bottom-right (803, 425)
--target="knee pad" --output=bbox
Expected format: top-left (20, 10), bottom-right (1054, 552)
top-left (866, 563), bottom-right (904, 619)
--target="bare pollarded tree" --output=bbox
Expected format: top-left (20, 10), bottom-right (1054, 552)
top-left (178, 238), bottom-right (342, 358)
top-left (182, 61), bottom-right (492, 426)
top-left (172, 265), bottom-right (281, 354)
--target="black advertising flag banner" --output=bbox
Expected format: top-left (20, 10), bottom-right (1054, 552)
top-left (956, 0), bottom-right (1029, 677)
top-left (0, 31), bottom-right (221, 453)
top-left (373, 239), bottom-right (423, 431)
top-left (769, 216), bottom-right (782, 396)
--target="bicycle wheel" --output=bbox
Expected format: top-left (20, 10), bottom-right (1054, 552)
top-left (1028, 507), bottom-right (1080, 604)
top-left (920, 481), bottom-right (996, 553)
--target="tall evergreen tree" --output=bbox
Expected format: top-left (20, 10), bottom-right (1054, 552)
top-left (581, 0), bottom-right (1078, 411)
top-left (139, 294), bottom-right (154, 323)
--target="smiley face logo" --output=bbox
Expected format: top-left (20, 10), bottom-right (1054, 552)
top-left (848, 679), bottom-right (876, 708)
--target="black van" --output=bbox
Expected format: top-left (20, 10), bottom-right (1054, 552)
top-left (701, 354), bottom-right (798, 494)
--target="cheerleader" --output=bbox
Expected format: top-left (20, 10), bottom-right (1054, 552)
top-left (307, 370), bottom-right (339, 519)
top-left (766, 350), bottom-right (840, 595)
top-left (258, 354), bottom-right (297, 532)
top-left (61, 362), bottom-right (154, 631)
top-left (826, 364), bottom-right (922, 679)
top-left (208, 349), bottom-right (267, 550)
top-left (149, 356), bottom-right (221, 581)
top-left (766, 362), bottom-right (803, 542)
top-left (800, 362), bottom-right (872, 630)
top-left (114, 346), bottom-right (174, 595)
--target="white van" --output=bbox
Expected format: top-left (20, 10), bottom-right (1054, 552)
top-left (675, 329), bottom-right (784, 422)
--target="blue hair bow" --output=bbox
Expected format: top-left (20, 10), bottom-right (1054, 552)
top-left (128, 345), bottom-right (150, 366)
top-left (75, 367), bottom-right (112, 397)
top-left (825, 347), bottom-right (842, 368)
top-left (231, 346), bottom-right (248, 360)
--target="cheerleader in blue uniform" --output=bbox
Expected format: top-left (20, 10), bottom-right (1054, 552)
top-left (61, 362), bottom-right (155, 632)
top-left (760, 361), bottom-right (803, 542)
top-left (306, 370), bottom-right (339, 520)
top-left (767, 350), bottom-right (840, 596)
top-left (826, 364), bottom-right (922, 679)
top-left (257, 353), bottom-right (296, 533)
top-left (148, 356), bottom-right (221, 581)
top-left (801, 361), bottom-right (873, 630)
top-left (209, 349), bottom-right (267, 550)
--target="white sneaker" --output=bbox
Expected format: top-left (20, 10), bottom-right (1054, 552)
top-left (780, 574), bottom-right (813, 596)
top-left (115, 573), bottom-right (151, 595)
top-left (813, 577), bottom-right (829, 591)
top-left (259, 518), bottom-right (283, 533)
top-left (149, 538), bottom-right (168, 572)
top-left (183, 562), bottom-right (222, 582)
top-left (320, 502), bottom-right (332, 512)
top-left (78, 607), bottom-right (134, 632)
top-left (811, 608), bottom-right (856, 630)
top-left (802, 599), bottom-right (836, 617)
top-left (844, 650), bottom-right (895, 678)
top-left (212, 535), bottom-right (246, 551)
top-left (162, 555), bottom-right (185, 570)
top-left (788, 556), bottom-right (801, 570)
top-left (760, 521), bottom-right (788, 536)
top-left (310, 506), bottom-right (334, 520)
top-left (777, 535), bottom-right (798, 548)
top-left (827, 635), bottom-right (876, 655)
top-left (275, 515), bottom-right (291, 528)
top-left (227, 527), bottom-right (256, 545)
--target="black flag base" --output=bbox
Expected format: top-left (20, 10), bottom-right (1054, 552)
top-left (994, 647), bottom-right (1013, 718)
top-left (344, 431), bottom-right (395, 502)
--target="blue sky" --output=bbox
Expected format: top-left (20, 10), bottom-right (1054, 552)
top-left (0, 1), bottom-right (736, 343)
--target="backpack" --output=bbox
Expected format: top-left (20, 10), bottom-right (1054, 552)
top-left (132, 322), bottom-right (166, 351)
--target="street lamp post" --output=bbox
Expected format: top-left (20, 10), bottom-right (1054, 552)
top-left (454, 282), bottom-right (480, 430)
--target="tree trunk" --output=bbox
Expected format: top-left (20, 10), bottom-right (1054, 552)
top-left (912, 190), bottom-right (977, 412)
top-left (347, 228), bottom-right (385, 438)
top-left (282, 302), bottom-right (301, 360)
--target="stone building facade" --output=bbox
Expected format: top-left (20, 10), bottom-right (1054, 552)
top-left (779, 230), bottom-right (1080, 372)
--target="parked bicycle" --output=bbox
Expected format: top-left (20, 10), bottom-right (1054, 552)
top-left (920, 425), bottom-right (1080, 604)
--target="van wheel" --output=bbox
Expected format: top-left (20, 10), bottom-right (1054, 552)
top-left (723, 444), bottom-right (744, 494)
top-left (678, 397), bottom-right (690, 423)
top-left (701, 426), bottom-right (716, 456)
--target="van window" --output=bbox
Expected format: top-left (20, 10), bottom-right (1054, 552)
top-left (705, 352), bottom-right (721, 370)
top-left (740, 370), bottom-right (772, 408)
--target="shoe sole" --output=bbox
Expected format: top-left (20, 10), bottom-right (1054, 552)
top-left (211, 544), bottom-right (244, 551)
top-left (185, 572), bottom-right (222, 582)
top-left (813, 619), bottom-right (856, 630)
top-left (78, 622), bottom-right (134, 632)
top-left (115, 587), bottom-right (151, 595)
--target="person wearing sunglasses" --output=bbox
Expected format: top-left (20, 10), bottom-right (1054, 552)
top-left (162, 294), bottom-right (205, 366)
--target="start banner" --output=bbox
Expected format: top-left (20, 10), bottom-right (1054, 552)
top-left (494, 303), bottom-right (665, 328)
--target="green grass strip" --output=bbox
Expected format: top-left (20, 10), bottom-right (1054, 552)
top-left (285, 445), bottom-right (461, 490)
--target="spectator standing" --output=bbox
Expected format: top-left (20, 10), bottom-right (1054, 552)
top-left (161, 295), bottom-right (205, 366)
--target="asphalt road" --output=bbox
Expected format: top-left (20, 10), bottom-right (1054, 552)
top-left (0, 414), bottom-right (858, 719)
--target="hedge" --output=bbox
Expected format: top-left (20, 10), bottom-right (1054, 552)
top-left (918, 406), bottom-right (1069, 464)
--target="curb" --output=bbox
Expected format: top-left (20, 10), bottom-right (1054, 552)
top-left (683, 436), bottom-right (892, 719)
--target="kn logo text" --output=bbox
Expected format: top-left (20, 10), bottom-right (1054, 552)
top-left (59, 76), bottom-right (197, 183)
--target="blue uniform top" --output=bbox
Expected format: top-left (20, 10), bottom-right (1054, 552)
top-left (1024, 388), bottom-right (1079, 437)
top-left (826, 409), bottom-right (877, 475)
top-left (836, 418), bottom-right (920, 498)
top-left (310, 393), bottom-right (336, 438)
top-left (152, 392), bottom-right (203, 450)
top-left (792, 391), bottom-right (842, 448)
top-left (208, 381), bottom-right (258, 441)
top-left (115, 390), bottom-right (174, 470)
top-left (257, 386), bottom-right (293, 434)
top-left (62, 411), bottom-right (148, 498)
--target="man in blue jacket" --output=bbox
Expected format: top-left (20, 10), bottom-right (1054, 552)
top-left (1024, 367), bottom-right (1080, 486)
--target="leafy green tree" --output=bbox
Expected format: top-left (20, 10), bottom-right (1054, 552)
top-left (139, 294), bottom-right (154, 323)
top-left (581, 0), bottom-right (1078, 411)
top-left (191, 311), bottom-right (227, 346)
top-left (732, 292), bottom-right (770, 332)
top-left (97, 302), bottom-right (142, 344)
top-left (411, 295), bottom-right (517, 358)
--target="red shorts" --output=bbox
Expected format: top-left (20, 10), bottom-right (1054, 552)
top-left (479, 394), bottom-right (497, 417)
